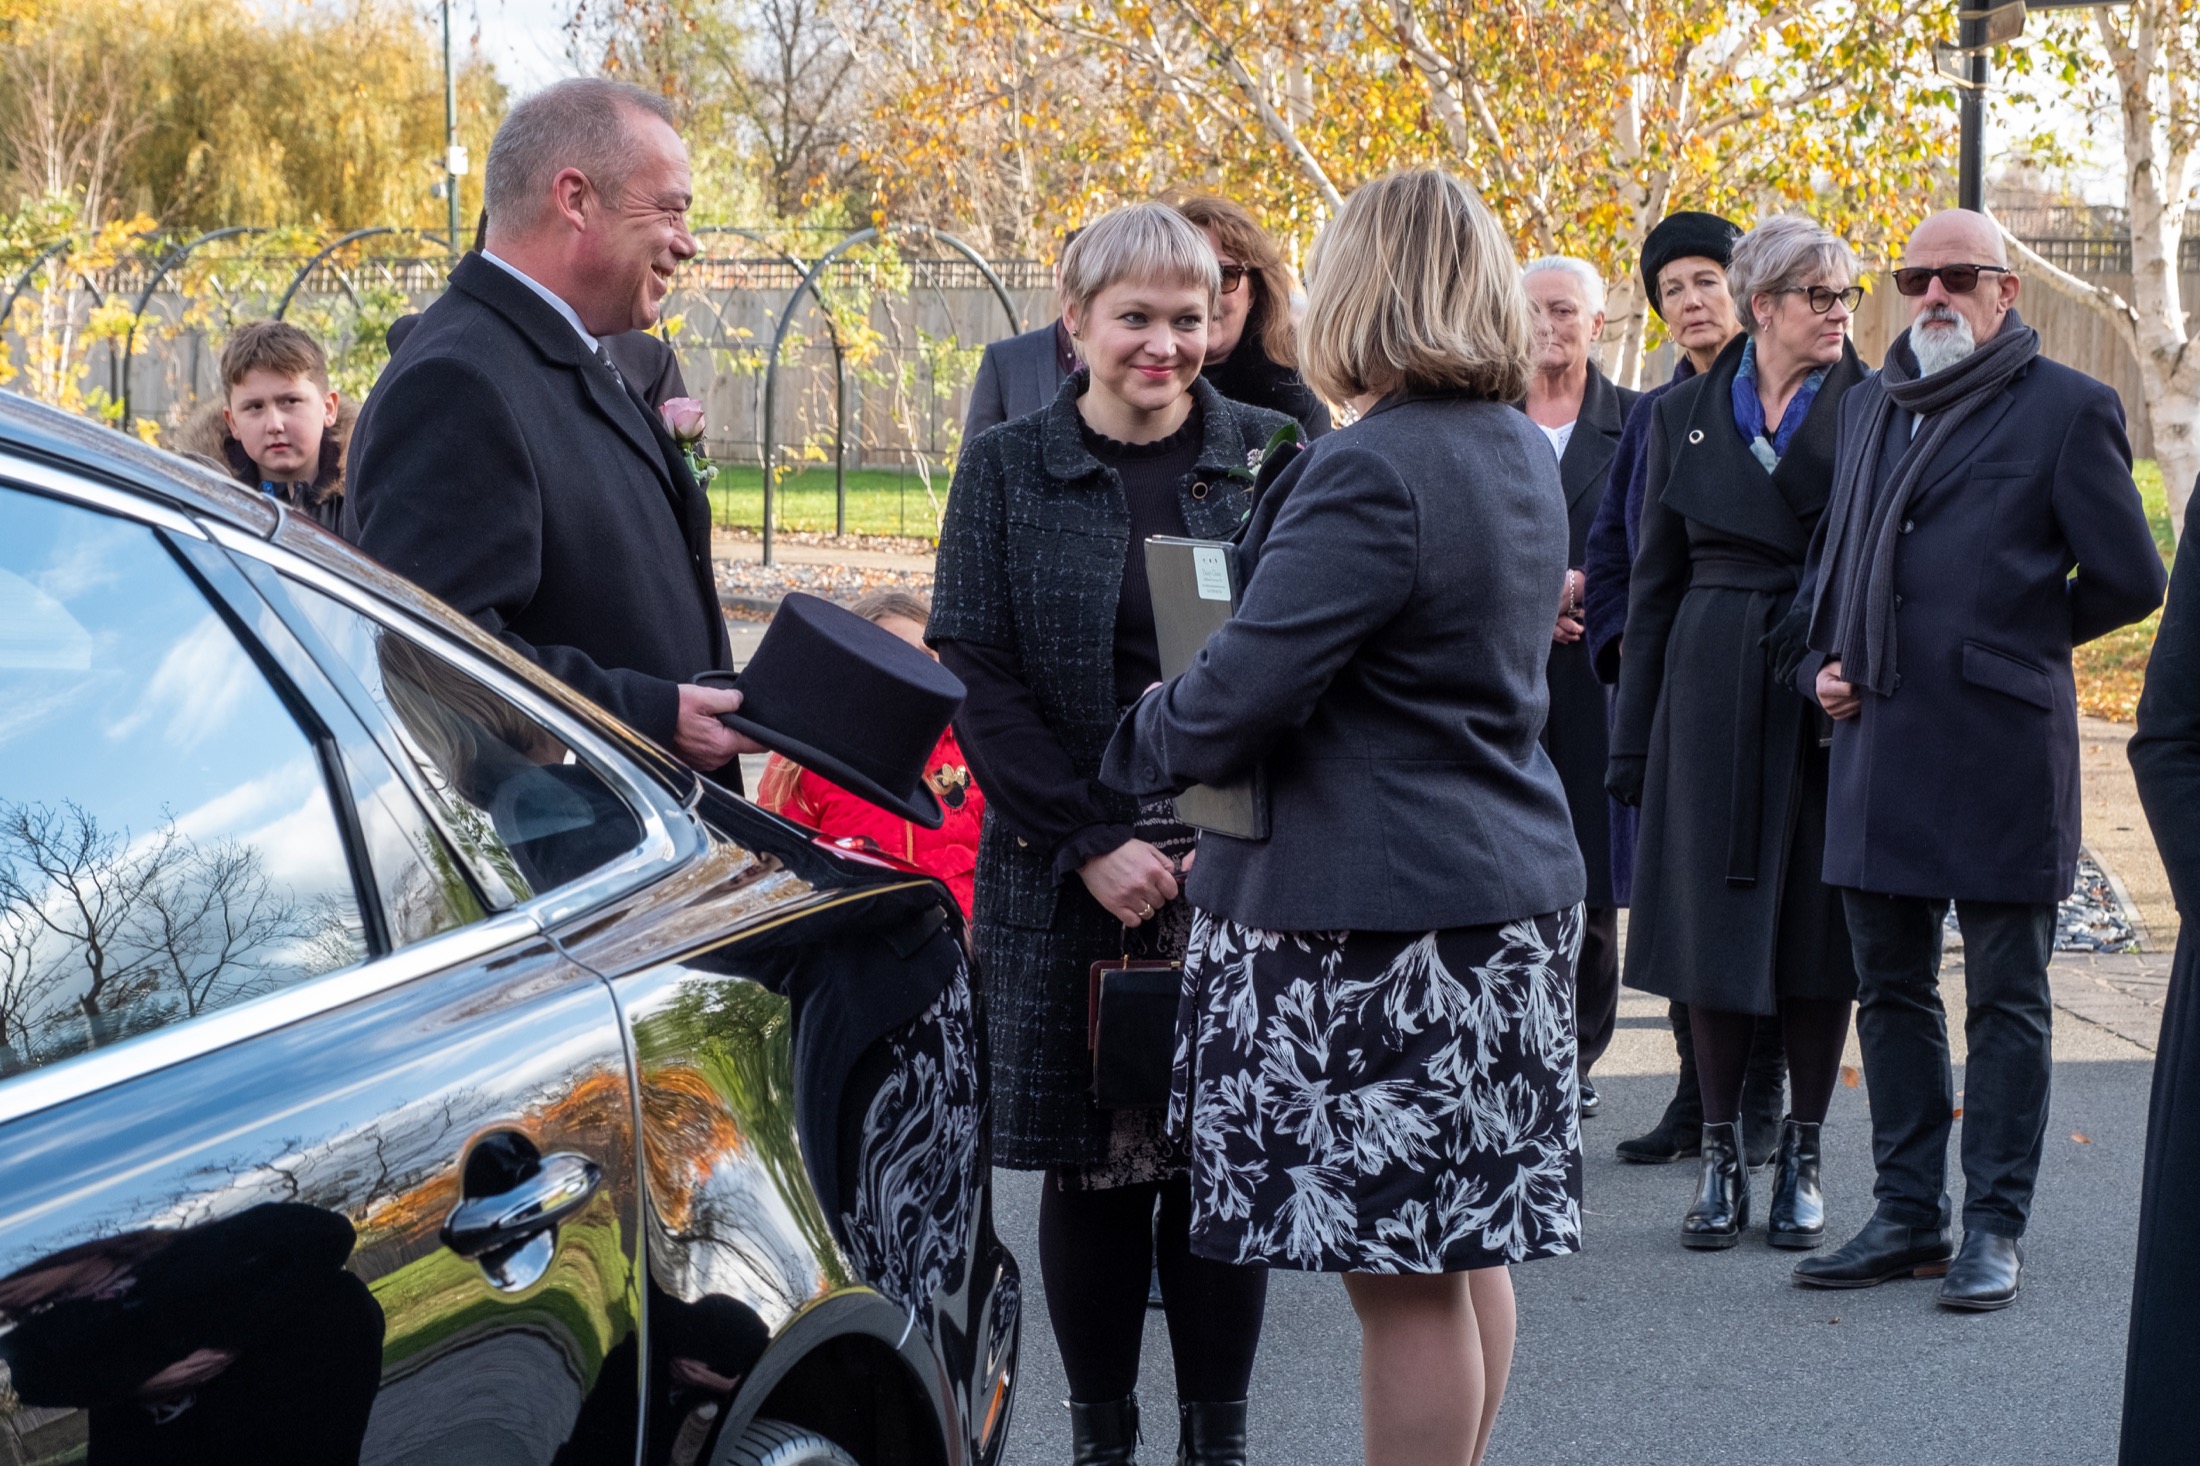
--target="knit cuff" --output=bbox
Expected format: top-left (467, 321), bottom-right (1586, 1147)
top-left (1052, 823), bottom-right (1137, 884)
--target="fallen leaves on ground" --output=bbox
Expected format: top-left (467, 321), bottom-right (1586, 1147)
top-left (2072, 1132), bottom-right (2092, 1144)
top-left (1841, 1065), bottom-right (1860, 1088)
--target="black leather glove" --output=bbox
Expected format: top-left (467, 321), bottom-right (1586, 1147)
top-left (1605, 755), bottom-right (1647, 808)
top-left (1761, 604), bottom-right (1814, 688)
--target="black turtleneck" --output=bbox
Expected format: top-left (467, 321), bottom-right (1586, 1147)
top-left (1081, 409), bottom-right (1199, 705)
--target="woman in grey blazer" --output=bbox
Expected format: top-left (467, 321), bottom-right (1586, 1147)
top-left (1104, 169), bottom-right (1585, 1466)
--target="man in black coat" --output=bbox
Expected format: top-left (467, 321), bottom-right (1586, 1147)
top-left (2120, 487), bottom-right (2199, 1465)
top-left (1792, 210), bottom-right (2166, 1308)
top-left (1518, 256), bottom-right (1639, 1116)
top-left (961, 231), bottom-right (1079, 440)
top-left (347, 79), bottom-right (755, 781)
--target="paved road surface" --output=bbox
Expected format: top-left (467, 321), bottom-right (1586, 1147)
top-left (992, 969), bottom-right (2155, 1465)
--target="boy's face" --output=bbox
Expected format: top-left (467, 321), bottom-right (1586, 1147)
top-left (224, 369), bottom-right (337, 480)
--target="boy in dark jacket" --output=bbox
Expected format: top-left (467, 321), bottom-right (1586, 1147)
top-left (209, 320), bottom-right (350, 534)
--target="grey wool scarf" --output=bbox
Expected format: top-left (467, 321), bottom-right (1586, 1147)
top-left (1807, 309), bottom-right (2039, 695)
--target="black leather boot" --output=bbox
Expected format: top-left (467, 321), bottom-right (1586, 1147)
top-left (1937, 1231), bottom-right (2023, 1312)
top-left (1680, 1121), bottom-right (1748, 1249)
top-left (1739, 1020), bottom-right (1788, 1169)
top-left (1793, 1211), bottom-right (1954, 1289)
top-left (1765, 1118), bottom-right (1825, 1249)
top-left (1070, 1395), bottom-right (1140, 1466)
top-left (1176, 1401), bottom-right (1248, 1466)
top-left (1617, 1004), bottom-right (1703, 1163)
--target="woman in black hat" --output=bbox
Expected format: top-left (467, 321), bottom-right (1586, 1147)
top-left (929, 201), bottom-right (1293, 1466)
top-left (1578, 210), bottom-right (1795, 1173)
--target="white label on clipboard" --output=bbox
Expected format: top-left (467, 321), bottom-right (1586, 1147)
top-left (1192, 545), bottom-right (1232, 601)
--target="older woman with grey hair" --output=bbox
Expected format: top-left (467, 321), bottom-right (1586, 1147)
top-left (1606, 214), bottom-right (1867, 1257)
top-left (930, 201), bottom-right (1292, 1466)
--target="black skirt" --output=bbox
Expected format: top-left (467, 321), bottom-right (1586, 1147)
top-left (1173, 907), bottom-right (1585, 1273)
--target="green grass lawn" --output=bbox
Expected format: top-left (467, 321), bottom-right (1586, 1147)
top-left (706, 465), bottom-right (950, 539)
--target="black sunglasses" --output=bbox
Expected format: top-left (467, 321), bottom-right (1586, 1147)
top-left (1778, 284), bottom-right (1864, 315)
top-left (1218, 263), bottom-right (1259, 294)
top-left (1892, 263), bottom-right (2011, 296)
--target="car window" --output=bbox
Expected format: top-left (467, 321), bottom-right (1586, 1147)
top-left (279, 582), bottom-right (646, 904)
top-left (0, 487), bottom-right (369, 1078)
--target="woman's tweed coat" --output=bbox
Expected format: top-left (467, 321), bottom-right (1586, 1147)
top-left (929, 372), bottom-right (1292, 1169)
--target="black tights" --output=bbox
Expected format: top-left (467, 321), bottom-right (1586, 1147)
top-left (1691, 998), bottom-right (1852, 1126)
top-left (1037, 1170), bottom-right (1268, 1404)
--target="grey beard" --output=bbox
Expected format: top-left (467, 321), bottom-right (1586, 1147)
top-left (1911, 311), bottom-right (1977, 376)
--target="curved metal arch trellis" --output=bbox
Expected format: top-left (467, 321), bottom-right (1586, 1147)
top-left (758, 223), bottom-right (1022, 565)
top-left (0, 237), bottom-right (78, 326)
top-left (272, 226), bottom-right (455, 320)
top-left (118, 226), bottom-right (272, 425)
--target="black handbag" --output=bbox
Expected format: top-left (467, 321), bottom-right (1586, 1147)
top-left (1087, 953), bottom-right (1180, 1111)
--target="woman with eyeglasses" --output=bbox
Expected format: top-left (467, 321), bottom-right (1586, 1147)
top-left (1606, 214), bottom-right (1867, 1255)
top-left (1167, 193), bottom-right (1333, 440)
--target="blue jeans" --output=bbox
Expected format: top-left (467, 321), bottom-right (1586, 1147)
top-left (1840, 890), bottom-right (2057, 1238)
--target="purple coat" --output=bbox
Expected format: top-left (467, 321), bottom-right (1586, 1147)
top-left (1578, 357), bottom-right (1697, 904)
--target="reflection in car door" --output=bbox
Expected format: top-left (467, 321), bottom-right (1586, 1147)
top-left (0, 490), bottom-right (643, 1465)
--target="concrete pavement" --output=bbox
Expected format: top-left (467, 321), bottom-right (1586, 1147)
top-left (993, 968), bottom-right (2155, 1464)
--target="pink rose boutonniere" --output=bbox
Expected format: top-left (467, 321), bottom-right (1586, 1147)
top-left (659, 397), bottom-right (718, 490)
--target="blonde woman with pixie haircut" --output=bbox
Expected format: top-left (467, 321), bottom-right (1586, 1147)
top-left (930, 201), bottom-right (1294, 1466)
top-left (1103, 168), bottom-right (1587, 1466)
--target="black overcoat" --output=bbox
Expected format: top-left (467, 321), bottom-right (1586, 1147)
top-left (929, 376), bottom-right (1291, 1168)
top-left (1529, 365), bottom-right (1640, 911)
top-left (2119, 491), bottom-right (2199, 1466)
top-left (1793, 350), bottom-right (2166, 904)
top-left (1612, 336), bottom-right (1862, 1014)
top-left (345, 254), bottom-right (731, 758)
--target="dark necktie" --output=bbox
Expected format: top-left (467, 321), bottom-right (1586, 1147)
top-left (594, 342), bottom-right (625, 394)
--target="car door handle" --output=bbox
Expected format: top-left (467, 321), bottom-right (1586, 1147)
top-left (441, 1152), bottom-right (602, 1259)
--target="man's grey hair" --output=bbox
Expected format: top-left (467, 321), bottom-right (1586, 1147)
top-left (1522, 256), bottom-right (1607, 313)
top-left (1726, 214), bottom-right (1858, 337)
top-left (483, 78), bottom-right (677, 236)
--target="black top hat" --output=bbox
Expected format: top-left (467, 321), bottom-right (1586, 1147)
top-left (698, 593), bottom-right (965, 828)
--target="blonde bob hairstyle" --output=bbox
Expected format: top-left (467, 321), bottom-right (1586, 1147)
top-left (1058, 202), bottom-right (1221, 359)
top-left (1299, 169), bottom-right (1532, 405)
top-left (1727, 214), bottom-right (1860, 338)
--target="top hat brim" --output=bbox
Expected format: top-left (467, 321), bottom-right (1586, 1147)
top-left (719, 710), bottom-right (946, 830)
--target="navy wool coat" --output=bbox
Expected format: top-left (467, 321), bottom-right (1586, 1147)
top-left (2120, 490), bottom-right (2200, 1466)
top-left (346, 253), bottom-right (731, 758)
top-left (1104, 388), bottom-right (1585, 934)
top-left (1613, 337), bottom-right (1864, 1014)
top-left (1525, 364), bottom-right (1640, 911)
top-left (1793, 348), bottom-right (2166, 905)
top-left (930, 376), bottom-right (1291, 1168)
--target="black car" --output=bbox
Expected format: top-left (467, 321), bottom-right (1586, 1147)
top-left (0, 390), bottom-right (1019, 1466)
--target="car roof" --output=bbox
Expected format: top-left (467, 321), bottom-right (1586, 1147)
top-left (0, 387), bottom-right (700, 798)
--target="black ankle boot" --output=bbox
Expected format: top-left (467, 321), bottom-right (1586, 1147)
top-left (1618, 1005), bottom-right (1704, 1164)
top-left (1766, 1118), bottom-right (1825, 1249)
top-left (1176, 1401), bottom-right (1247, 1466)
top-left (1681, 1121), bottom-right (1748, 1249)
top-left (1070, 1395), bottom-right (1140, 1466)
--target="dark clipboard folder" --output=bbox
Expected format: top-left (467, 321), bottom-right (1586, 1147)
top-left (1144, 535), bottom-right (1268, 840)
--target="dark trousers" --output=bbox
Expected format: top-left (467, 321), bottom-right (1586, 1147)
top-left (1841, 890), bottom-right (2057, 1237)
top-left (1578, 906), bottom-right (1620, 1078)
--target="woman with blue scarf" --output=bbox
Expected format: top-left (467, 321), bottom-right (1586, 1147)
top-left (1606, 215), bottom-right (1867, 1256)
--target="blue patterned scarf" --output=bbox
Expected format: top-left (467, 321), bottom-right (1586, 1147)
top-left (1731, 339), bottom-right (1829, 473)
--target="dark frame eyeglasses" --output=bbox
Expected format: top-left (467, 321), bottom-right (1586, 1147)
top-left (1891, 263), bottom-right (2012, 297)
top-left (1218, 263), bottom-right (1259, 295)
top-left (1778, 284), bottom-right (1864, 315)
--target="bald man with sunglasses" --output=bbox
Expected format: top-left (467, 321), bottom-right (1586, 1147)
top-left (1786, 209), bottom-right (2165, 1310)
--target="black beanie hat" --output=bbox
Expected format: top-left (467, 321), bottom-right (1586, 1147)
top-left (1640, 212), bottom-right (1744, 319)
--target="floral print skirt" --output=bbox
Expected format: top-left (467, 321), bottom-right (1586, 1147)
top-left (1173, 906), bottom-right (1586, 1273)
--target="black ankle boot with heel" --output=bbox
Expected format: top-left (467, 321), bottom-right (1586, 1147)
top-left (1070, 1395), bottom-right (1140, 1466)
top-left (1680, 1121), bottom-right (1748, 1249)
top-left (1766, 1117), bottom-right (1825, 1249)
top-left (1176, 1401), bottom-right (1248, 1466)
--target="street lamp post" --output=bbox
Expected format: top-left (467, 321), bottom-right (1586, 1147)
top-left (1943, 0), bottom-right (2132, 213)
top-left (441, 0), bottom-right (464, 252)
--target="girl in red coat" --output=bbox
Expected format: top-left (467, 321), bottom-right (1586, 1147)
top-left (757, 590), bottom-right (983, 917)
